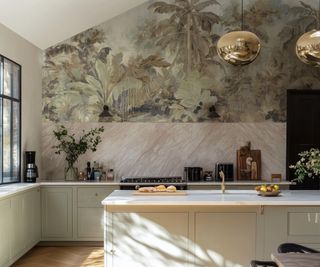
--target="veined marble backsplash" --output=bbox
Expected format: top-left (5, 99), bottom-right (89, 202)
top-left (41, 122), bottom-right (286, 181)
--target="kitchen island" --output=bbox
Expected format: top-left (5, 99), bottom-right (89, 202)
top-left (102, 190), bottom-right (320, 267)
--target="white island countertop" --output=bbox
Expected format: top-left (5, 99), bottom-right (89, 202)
top-left (102, 190), bottom-right (320, 206)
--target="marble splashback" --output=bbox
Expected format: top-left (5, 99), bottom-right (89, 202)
top-left (42, 122), bottom-right (286, 181)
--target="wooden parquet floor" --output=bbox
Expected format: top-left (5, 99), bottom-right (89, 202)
top-left (12, 247), bottom-right (104, 267)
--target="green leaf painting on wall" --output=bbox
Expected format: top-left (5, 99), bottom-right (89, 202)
top-left (42, 0), bottom-right (320, 123)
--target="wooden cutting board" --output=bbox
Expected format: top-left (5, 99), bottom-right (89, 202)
top-left (133, 191), bottom-right (187, 196)
top-left (237, 149), bottom-right (261, 180)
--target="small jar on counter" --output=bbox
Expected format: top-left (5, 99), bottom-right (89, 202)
top-left (106, 169), bottom-right (115, 181)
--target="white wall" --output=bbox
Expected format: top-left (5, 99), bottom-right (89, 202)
top-left (0, 22), bottom-right (43, 180)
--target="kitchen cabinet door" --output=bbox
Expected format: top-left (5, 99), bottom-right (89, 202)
top-left (24, 188), bottom-right (41, 247)
top-left (41, 187), bottom-right (73, 240)
top-left (195, 212), bottom-right (257, 267)
top-left (110, 212), bottom-right (189, 267)
top-left (287, 207), bottom-right (320, 244)
top-left (77, 207), bottom-right (104, 240)
top-left (76, 186), bottom-right (117, 240)
top-left (10, 193), bottom-right (25, 260)
top-left (0, 199), bottom-right (10, 267)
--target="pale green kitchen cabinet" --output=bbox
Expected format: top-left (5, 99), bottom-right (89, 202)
top-left (41, 185), bottom-right (118, 241)
top-left (0, 187), bottom-right (40, 267)
top-left (76, 186), bottom-right (117, 240)
top-left (0, 199), bottom-right (11, 267)
top-left (41, 186), bottom-right (73, 240)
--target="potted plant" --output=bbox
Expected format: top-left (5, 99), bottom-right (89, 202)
top-left (52, 125), bottom-right (104, 181)
top-left (289, 148), bottom-right (320, 182)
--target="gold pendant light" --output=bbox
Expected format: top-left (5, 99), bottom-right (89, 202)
top-left (296, 0), bottom-right (320, 66)
top-left (217, 0), bottom-right (261, 66)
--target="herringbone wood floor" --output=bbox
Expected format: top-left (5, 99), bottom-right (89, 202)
top-left (12, 247), bottom-right (104, 267)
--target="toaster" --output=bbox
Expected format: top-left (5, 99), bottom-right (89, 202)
top-left (214, 163), bottom-right (234, 181)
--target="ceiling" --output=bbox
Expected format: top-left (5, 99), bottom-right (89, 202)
top-left (0, 0), bottom-right (147, 50)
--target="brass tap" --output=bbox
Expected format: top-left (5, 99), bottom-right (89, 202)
top-left (219, 170), bottom-right (226, 194)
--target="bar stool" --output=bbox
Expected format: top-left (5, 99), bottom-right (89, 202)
top-left (277, 243), bottom-right (319, 253)
top-left (250, 260), bottom-right (279, 267)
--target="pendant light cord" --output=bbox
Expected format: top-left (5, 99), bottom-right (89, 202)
top-left (241, 0), bottom-right (244, 31)
top-left (318, 0), bottom-right (320, 29)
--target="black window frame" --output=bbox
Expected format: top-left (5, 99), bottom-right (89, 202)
top-left (0, 54), bottom-right (22, 185)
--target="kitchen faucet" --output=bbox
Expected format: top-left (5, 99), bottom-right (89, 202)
top-left (219, 170), bottom-right (226, 194)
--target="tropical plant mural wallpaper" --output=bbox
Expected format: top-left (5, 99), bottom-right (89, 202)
top-left (42, 0), bottom-right (320, 123)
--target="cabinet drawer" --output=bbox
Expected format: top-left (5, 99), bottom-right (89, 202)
top-left (288, 212), bottom-right (320, 236)
top-left (77, 186), bottom-right (116, 207)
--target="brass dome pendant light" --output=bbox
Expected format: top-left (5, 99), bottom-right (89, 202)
top-left (217, 0), bottom-right (261, 66)
top-left (296, 0), bottom-right (320, 66)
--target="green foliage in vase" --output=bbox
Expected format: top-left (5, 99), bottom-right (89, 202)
top-left (289, 148), bottom-right (320, 182)
top-left (52, 125), bottom-right (104, 167)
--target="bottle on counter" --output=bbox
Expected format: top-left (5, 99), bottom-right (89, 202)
top-left (94, 167), bottom-right (101, 181)
top-left (106, 169), bottom-right (114, 181)
top-left (101, 171), bottom-right (107, 181)
top-left (90, 167), bottom-right (95, 180)
top-left (86, 162), bottom-right (91, 180)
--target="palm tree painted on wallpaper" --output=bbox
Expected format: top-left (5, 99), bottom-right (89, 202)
top-left (42, 0), bottom-right (320, 123)
top-left (148, 0), bottom-right (221, 74)
top-left (68, 53), bottom-right (171, 121)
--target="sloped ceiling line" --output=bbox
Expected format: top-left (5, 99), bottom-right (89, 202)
top-left (0, 0), bottom-right (148, 49)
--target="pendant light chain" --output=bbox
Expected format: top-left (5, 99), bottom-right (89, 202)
top-left (241, 0), bottom-right (244, 31)
top-left (318, 0), bottom-right (320, 29)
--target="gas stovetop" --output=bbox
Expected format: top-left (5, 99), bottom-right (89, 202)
top-left (120, 176), bottom-right (185, 184)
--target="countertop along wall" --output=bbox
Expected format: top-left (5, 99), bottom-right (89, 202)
top-left (0, 22), bottom-right (43, 179)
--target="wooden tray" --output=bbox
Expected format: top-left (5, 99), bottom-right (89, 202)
top-left (133, 191), bottom-right (187, 196)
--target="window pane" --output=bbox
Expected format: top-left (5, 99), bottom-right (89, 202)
top-left (12, 63), bottom-right (20, 99)
top-left (0, 58), bottom-right (3, 95)
top-left (0, 98), bottom-right (2, 183)
top-left (3, 99), bottom-right (12, 182)
top-left (3, 59), bottom-right (20, 99)
top-left (12, 101), bottom-right (20, 182)
top-left (0, 55), bottom-right (20, 184)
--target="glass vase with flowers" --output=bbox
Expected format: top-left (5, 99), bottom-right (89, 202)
top-left (52, 125), bottom-right (104, 181)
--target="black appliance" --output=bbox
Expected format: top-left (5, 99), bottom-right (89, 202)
top-left (184, 167), bottom-right (203, 182)
top-left (25, 151), bottom-right (38, 183)
top-left (214, 163), bottom-right (234, 181)
top-left (120, 176), bottom-right (187, 190)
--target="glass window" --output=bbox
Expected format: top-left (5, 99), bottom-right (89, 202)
top-left (0, 55), bottom-right (21, 184)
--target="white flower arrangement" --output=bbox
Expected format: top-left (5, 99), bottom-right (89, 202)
top-left (289, 148), bottom-right (320, 182)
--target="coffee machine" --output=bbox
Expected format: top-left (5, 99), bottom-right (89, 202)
top-left (25, 151), bottom-right (38, 182)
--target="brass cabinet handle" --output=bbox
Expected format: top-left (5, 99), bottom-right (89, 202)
top-left (110, 249), bottom-right (116, 255)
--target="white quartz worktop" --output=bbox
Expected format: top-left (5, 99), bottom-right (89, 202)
top-left (102, 190), bottom-right (320, 206)
top-left (39, 180), bottom-right (292, 186)
top-left (187, 181), bottom-right (292, 186)
top-left (39, 180), bottom-right (119, 186)
top-left (0, 183), bottom-right (39, 199)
